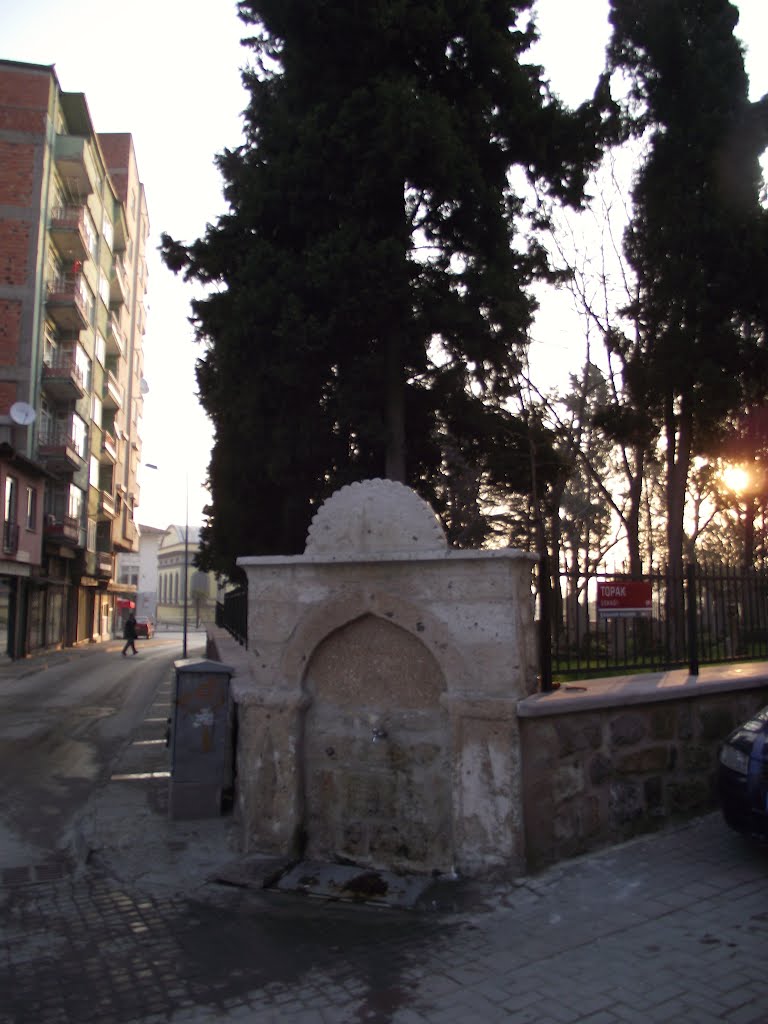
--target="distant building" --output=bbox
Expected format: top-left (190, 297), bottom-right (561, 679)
top-left (135, 523), bottom-right (163, 621)
top-left (115, 522), bottom-right (163, 628)
top-left (156, 525), bottom-right (219, 629)
top-left (0, 60), bottom-right (148, 656)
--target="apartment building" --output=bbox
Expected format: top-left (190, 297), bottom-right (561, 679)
top-left (0, 59), bottom-right (148, 656)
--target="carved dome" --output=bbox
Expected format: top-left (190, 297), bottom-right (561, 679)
top-left (305, 479), bottom-right (448, 556)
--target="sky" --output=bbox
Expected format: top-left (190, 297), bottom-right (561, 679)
top-left (3, 0), bottom-right (767, 533)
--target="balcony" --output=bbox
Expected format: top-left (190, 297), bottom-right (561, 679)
top-left (54, 135), bottom-right (98, 197)
top-left (49, 205), bottom-right (89, 263)
top-left (99, 490), bottom-right (116, 519)
top-left (109, 257), bottom-right (129, 307)
top-left (2, 521), bottom-right (19, 556)
top-left (103, 370), bottom-right (124, 410)
top-left (105, 312), bottom-right (125, 358)
top-left (38, 429), bottom-right (85, 472)
top-left (44, 514), bottom-right (80, 547)
top-left (101, 430), bottom-right (118, 463)
top-left (41, 351), bottom-right (86, 402)
top-left (46, 274), bottom-right (90, 332)
top-left (96, 550), bottom-right (113, 578)
top-left (112, 204), bottom-right (128, 253)
top-left (113, 516), bottom-right (138, 553)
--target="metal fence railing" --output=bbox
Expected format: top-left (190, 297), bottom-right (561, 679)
top-left (542, 563), bottom-right (768, 689)
top-left (216, 586), bottom-right (248, 648)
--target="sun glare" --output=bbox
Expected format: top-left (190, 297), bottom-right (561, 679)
top-left (722, 465), bottom-right (751, 494)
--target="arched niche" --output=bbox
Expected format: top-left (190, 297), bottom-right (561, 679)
top-left (301, 613), bottom-right (452, 872)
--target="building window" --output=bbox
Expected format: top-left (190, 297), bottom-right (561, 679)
top-left (75, 343), bottom-right (91, 390)
top-left (5, 476), bottom-right (17, 522)
top-left (43, 323), bottom-right (58, 365)
top-left (92, 394), bottom-right (102, 429)
top-left (4, 477), bottom-right (18, 554)
top-left (95, 331), bottom-right (106, 366)
top-left (99, 269), bottom-right (110, 308)
top-left (46, 245), bottom-right (61, 286)
top-left (26, 486), bottom-right (37, 530)
top-left (76, 274), bottom-right (95, 325)
top-left (71, 414), bottom-right (87, 459)
top-left (84, 208), bottom-right (98, 260)
top-left (68, 484), bottom-right (83, 522)
top-left (102, 215), bottom-right (114, 252)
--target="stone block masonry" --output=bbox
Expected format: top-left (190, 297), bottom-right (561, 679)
top-left (518, 669), bottom-right (768, 870)
top-left (233, 480), bottom-right (538, 878)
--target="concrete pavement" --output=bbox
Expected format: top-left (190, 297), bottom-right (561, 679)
top-left (1, 646), bottom-right (768, 1022)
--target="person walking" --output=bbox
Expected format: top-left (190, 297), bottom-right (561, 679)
top-left (122, 612), bottom-right (139, 656)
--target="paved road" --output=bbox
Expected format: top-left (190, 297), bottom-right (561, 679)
top-left (1, 644), bottom-right (768, 1023)
top-left (0, 634), bottom-right (187, 878)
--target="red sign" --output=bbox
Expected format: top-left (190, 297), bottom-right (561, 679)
top-left (597, 581), bottom-right (652, 618)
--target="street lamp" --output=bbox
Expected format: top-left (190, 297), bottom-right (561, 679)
top-left (144, 463), bottom-right (188, 658)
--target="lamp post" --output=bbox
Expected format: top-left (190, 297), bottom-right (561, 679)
top-left (145, 463), bottom-right (188, 658)
top-left (182, 474), bottom-right (188, 659)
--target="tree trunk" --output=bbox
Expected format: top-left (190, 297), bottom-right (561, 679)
top-left (626, 446), bottom-right (645, 576)
top-left (665, 396), bottom-right (693, 660)
top-left (385, 335), bottom-right (406, 482)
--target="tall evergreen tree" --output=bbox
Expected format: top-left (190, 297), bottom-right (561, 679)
top-left (606, 0), bottom-right (768, 585)
top-left (162, 0), bottom-right (603, 572)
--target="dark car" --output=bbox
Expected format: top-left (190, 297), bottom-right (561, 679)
top-left (134, 617), bottom-right (154, 639)
top-left (718, 704), bottom-right (768, 838)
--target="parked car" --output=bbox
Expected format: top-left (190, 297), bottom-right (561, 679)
top-left (718, 704), bottom-right (768, 838)
top-left (134, 617), bottom-right (154, 639)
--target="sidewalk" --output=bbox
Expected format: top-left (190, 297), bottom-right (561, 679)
top-left (78, 662), bottom-right (244, 897)
top-left (2, 650), bottom-right (768, 1022)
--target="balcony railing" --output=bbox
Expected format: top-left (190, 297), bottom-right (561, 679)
top-left (96, 550), bottom-right (113, 577)
top-left (49, 205), bottom-right (89, 262)
top-left (110, 256), bottom-right (129, 306)
top-left (44, 514), bottom-right (80, 546)
top-left (2, 521), bottom-right (19, 556)
top-left (99, 490), bottom-right (116, 519)
top-left (54, 135), bottom-right (98, 197)
top-left (46, 273), bottom-right (90, 332)
top-left (38, 429), bottom-right (85, 471)
top-left (106, 312), bottom-right (125, 357)
top-left (42, 350), bottom-right (86, 401)
top-left (103, 370), bottom-right (124, 409)
top-left (101, 430), bottom-right (118, 463)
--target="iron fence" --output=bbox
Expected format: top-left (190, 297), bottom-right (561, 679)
top-left (542, 562), bottom-right (768, 689)
top-left (216, 585), bottom-right (248, 648)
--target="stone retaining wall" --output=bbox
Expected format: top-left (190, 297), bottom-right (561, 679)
top-left (209, 625), bottom-right (768, 873)
top-left (518, 677), bottom-right (768, 870)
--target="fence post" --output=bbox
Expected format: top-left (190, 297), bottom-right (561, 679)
top-left (686, 561), bottom-right (699, 676)
top-left (539, 553), bottom-right (553, 692)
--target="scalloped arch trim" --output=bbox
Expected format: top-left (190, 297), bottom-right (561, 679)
top-left (305, 478), bottom-right (448, 556)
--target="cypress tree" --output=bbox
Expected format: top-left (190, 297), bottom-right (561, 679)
top-left (163, 0), bottom-right (603, 571)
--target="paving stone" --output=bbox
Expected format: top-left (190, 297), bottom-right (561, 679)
top-left (4, 676), bottom-right (768, 1024)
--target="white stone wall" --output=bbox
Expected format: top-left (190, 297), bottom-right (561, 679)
top-left (233, 481), bottom-right (538, 877)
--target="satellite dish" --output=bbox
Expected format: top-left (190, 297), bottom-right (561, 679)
top-left (10, 402), bottom-right (36, 425)
top-left (139, 377), bottom-right (149, 395)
